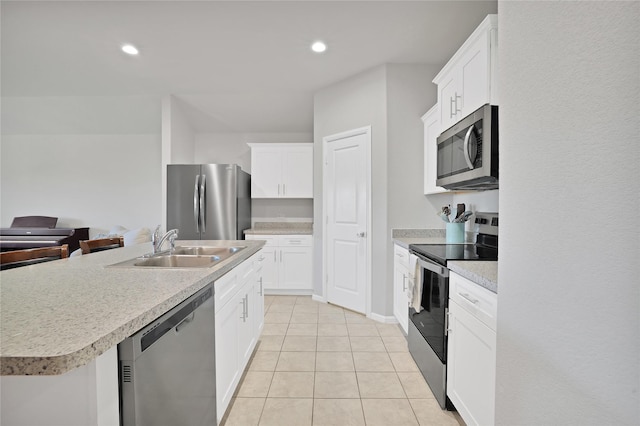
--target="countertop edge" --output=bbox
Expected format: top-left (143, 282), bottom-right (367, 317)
top-left (1, 241), bottom-right (265, 376)
top-left (244, 230), bottom-right (313, 235)
top-left (448, 261), bottom-right (498, 293)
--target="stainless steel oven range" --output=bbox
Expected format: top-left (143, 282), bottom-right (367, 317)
top-left (408, 212), bottom-right (498, 410)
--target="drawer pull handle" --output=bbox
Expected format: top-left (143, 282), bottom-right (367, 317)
top-left (460, 293), bottom-right (479, 304)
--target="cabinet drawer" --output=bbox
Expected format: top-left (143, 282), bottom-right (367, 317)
top-left (245, 235), bottom-right (277, 247)
top-left (235, 256), bottom-right (254, 283)
top-left (253, 250), bottom-right (265, 272)
top-left (449, 272), bottom-right (497, 331)
top-left (394, 244), bottom-right (410, 269)
top-left (278, 235), bottom-right (312, 247)
top-left (215, 269), bottom-right (238, 312)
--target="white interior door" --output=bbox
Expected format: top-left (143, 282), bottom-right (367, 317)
top-left (323, 127), bottom-right (370, 314)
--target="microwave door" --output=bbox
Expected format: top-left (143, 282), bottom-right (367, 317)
top-left (451, 129), bottom-right (470, 175)
top-left (437, 139), bottom-right (453, 179)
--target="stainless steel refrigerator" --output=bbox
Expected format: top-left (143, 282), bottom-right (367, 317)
top-left (167, 164), bottom-right (251, 240)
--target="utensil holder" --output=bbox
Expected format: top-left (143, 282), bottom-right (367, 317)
top-left (446, 222), bottom-right (465, 244)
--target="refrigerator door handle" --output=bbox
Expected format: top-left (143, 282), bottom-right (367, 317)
top-left (193, 174), bottom-right (200, 234)
top-left (199, 173), bottom-right (206, 233)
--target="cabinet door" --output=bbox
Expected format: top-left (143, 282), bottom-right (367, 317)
top-left (459, 35), bottom-right (490, 118)
top-left (282, 146), bottom-right (313, 198)
top-left (279, 246), bottom-right (312, 290)
top-left (245, 236), bottom-right (278, 290)
top-left (259, 246), bottom-right (278, 290)
top-left (238, 281), bottom-right (255, 370)
top-left (438, 71), bottom-right (460, 131)
top-left (251, 147), bottom-right (282, 198)
top-left (422, 106), bottom-right (447, 194)
top-left (447, 300), bottom-right (496, 426)
top-left (393, 263), bottom-right (408, 334)
top-left (253, 261), bottom-right (265, 337)
top-left (215, 296), bottom-right (240, 423)
top-left (393, 245), bottom-right (409, 333)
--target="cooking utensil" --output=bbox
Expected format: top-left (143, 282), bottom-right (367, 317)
top-left (455, 203), bottom-right (465, 220)
top-left (456, 211), bottom-right (473, 223)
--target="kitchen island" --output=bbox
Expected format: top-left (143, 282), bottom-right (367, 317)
top-left (0, 239), bottom-right (265, 425)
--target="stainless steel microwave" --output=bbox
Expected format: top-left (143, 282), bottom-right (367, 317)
top-left (436, 104), bottom-right (498, 190)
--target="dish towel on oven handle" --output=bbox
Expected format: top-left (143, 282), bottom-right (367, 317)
top-left (409, 258), bottom-right (423, 313)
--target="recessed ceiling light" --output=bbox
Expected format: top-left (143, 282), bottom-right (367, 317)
top-left (121, 44), bottom-right (139, 56)
top-left (311, 41), bottom-right (327, 53)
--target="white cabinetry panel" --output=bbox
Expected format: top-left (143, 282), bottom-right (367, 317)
top-left (245, 235), bottom-right (313, 293)
top-left (447, 271), bottom-right (497, 426)
top-left (250, 147), bottom-right (282, 198)
top-left (215, 250), bottom-right (264, 424)
top-left (432, 14), bottom-right (498, 132)
top-left (392, 243), bottom-right (410, 334)
top-left (422, 105), bottom-right (446, 194)
top-left (249, 143), bottom-right (313, 198)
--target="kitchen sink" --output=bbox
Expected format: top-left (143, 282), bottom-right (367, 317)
top-left (108, 246), bottom-right (245, 269)
top-left (133, 255), bottom-right (221, 268)
top-left (171, 246), bottom-right (245, 258)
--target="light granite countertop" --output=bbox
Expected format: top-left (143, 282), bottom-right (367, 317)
top-left (391, 228), bottom-right (446, 249)
top-left (0, 239), bottom-right (264, 376)
top-left (448, 261), bottom-right (498, 293)
top-left (392, 228), bottom-right (497, 293)
top-left (244, 222), bottom-right (313, 235)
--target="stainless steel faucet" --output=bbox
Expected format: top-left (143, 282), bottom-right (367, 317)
top-left (152, 226), bottom-right (179, 253)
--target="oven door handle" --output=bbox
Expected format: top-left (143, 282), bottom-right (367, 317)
top-left (416, 256), bottom-right (448, 277)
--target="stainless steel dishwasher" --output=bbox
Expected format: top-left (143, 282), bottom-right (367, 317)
top-left (119, 283), bottom-right (216, 426)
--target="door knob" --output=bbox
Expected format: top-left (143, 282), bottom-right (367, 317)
top-left (356, 232), bottom-right (366, 237)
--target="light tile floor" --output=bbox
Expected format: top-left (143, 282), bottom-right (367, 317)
top-left (220, 295), bottom-right (464, 426)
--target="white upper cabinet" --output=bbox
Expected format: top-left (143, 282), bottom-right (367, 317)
top-left (421, 105), bottom-right (447, 194)
top-left (249, 143), bottom-right (313, 198)
top-left (433, 15), bottom-right (498, 132)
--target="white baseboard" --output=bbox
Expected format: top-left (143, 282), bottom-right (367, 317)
top-left (368, 312), bottom-right (398, 324)
top-left (264, 289), bottom-right (313, 296)
top-left (311, 294), bottom-right (327, 304)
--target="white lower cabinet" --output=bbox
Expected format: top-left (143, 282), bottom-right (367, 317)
top-left (447, 272), bottom-right (497, 426)
top-left (253, 254), bottom-right (265, 336)
top-left (245, 235), bottom-right (312, 292)
top-left (215, 250), bottom-right (264, 424)
top-left (214, 286), bottom-right (241, 420)
top-left (393, 243), bottom-right (410, 334)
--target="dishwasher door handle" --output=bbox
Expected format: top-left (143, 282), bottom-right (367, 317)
top-left (175, 312), bottom-right (196, 333)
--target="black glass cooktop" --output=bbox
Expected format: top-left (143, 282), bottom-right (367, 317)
top-left (409, 243), bottom-right (498, 266)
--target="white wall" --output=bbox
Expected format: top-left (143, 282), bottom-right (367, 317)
top-left (313, 65), bottom-right (387, 312)
top-left (0, 134), bottom-right (161, 234)
top-left (1, 96), bottom-right (161, 136)
top-left (386, 63), bottom-right (442, 313)
top-left (194, 132), bottom-right (312, 172)
top-left (167, 97), bottom-right (196, 164)
top-left (387, 64), bottom-right (443, 229)
top-left (314, 63), bottom-right (438, 316)
top-left (1, 95), bottom-right (162, 234)
top-left (160, 95), bottom-right (196, 229)
top-left (497, 2), bottom-right (639, 425)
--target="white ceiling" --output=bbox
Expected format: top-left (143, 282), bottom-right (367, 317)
top-left (1, 0), bottom-right (497, 134)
